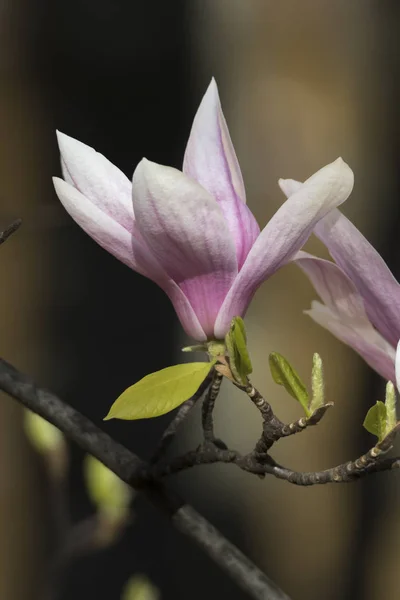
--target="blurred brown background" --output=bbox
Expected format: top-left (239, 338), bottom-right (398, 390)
top-left (0, 1), bottom-right (399, 599)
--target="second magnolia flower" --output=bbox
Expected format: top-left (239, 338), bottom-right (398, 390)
top-left (53, 79), bottom-right (354, 341)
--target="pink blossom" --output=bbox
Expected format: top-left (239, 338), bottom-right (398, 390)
top-left (280, 178), bottom-right (397, 382)
top-left (53, 80), bottom-right (354, 342)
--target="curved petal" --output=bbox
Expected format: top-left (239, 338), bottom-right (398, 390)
top-left (314, 209), bottom-right (400, 348)
top-left (53, 177), bottom-right (140, 272)
top-left (56, 131), bottom-right (134, 230)
top-left (132, 159), bottom-right (237, 337)
top-left (306, 301), bottom-right (395, 382)
top-left (183, 79), bottom-right (260, 268)
top-left (295, 251), bottom-right (395, 381)
top-left (53, 177), bottom-right (207, 341)
top-left (294, 251), bottom-right (368, 321)
top-left (214, 158), bottom-right (354, 338)
top-left (279, 176), bottom-right (400, 348)
top-left (278, 178), bottom-right (302, 197)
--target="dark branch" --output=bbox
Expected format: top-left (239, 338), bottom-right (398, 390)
top-left (0, 357), bottom-right (290, 600)
top-left (0, 219), bottom-right (22, 246)
top-left (202, 370), bottom-right (223, 444)
top-left (150, 435), bottom-right (400, 486)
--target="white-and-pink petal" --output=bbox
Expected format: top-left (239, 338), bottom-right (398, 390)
top-left (53, 176), bottom-right (207, 341)
top-left (183, 79), bottom-right (260, 268)
top-left (214, 158), bottom-right (354, 338)
top-left (306, 301), bottom-right (395, 382)
top-left (314, 209), bottom-right (400, 348)
top-left (57, 131), bottom-right (134, 230)
top-left (294, 251), bottom-right (395, 381)
top-left (132, 159), bottom-right (238, 338)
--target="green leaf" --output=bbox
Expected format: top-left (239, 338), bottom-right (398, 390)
top-left (385, 381), bottom-right (397, 433)
top-left (24, 410), bottom-right (64, 454)
top-left (121, 575), bottom-right (160, 600)
top-left (225, 317), bottom-right (252, 384)
top-left (363, 401), bottom-right (387, 442)
top-left (309, 353), bottom-right (324, 414)
top-left (83, 455), bottom-right (132, 517)
top-left (105, 362), bottom-right (214, 421)
top-left (269, 352), bottom-right (310, 416)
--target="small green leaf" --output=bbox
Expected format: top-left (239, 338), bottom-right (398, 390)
top-left (385, 381), bottom-right (397, 433)
top-left (105, 362), bottom-right (214, 421)
top-left (363, 401), bottom-right (387, 442)
top-left (309, 353), bottom-right (324, 414)
top-left (269, 352), bottom-right (310, 416)
top-left (225, 317), bottom-right (252, 384)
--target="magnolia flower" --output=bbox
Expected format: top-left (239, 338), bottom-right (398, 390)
top-left (53, 80), bottom-right (354, 342)
top-left (279, 178), bottom-right (397, 382)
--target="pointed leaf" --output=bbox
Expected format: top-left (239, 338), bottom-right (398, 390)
top-left (309, 353), bottom-right (325, 413)
top-left (225, 316), bottom-right (252, 384)
top-left (105, 362), bottom-right (214, 421)
top-left (363, 401), bottom-right (387, 442)
top-left (269, 352), bottom-right (310, 415)
top-left (385, 381), bottom-right (397, 433)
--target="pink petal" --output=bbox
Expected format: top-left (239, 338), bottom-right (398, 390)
top-left (183, 79), bottom-right (260, 268)
top-left (214, 158), bottom-right (354, 338)
top-left (295, 251), bottom-right (395, 381)
top-left (314, 209), bottom-right (400, 348)
top-left (56, 131), bottom-right (134, 230)
top-left (306, 301), bottom-right (395, 382)
top-left (279, 177), bottom-right (400, 349)
top-left (53, 177), bottom-right (207, 341)
top-left (132, 159), bottom-right (238, 337)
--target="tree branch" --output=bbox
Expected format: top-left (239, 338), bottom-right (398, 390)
top-left (0, 219), bottom-right (22, 246)
top-left (0, 357), bottom-right (290, 600)
top-left (150, 434), bottom-right (400, 485)
top-left (202, 370), bottom-right (225, 446)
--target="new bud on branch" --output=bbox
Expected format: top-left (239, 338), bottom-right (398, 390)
top-left (53, 79), bottom-right (354, 342)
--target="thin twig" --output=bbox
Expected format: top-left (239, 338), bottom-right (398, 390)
top-left (277, 403), bottom-right (334, 439)
top-left (151, 373), bottom-right (212, 464)
top-left (0, 358), bottom-right (290, 600)
top-left (243, 383), bottom-right (332, 454)
top-left (0, 219), bottom-right (22, 246)
top-left (150, 438), bottom-right (400, 486)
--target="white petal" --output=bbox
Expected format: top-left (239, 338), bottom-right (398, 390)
top-left (57, 131), bottom-right (134, 230)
